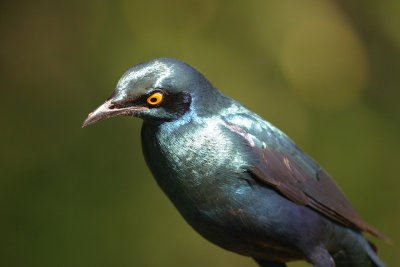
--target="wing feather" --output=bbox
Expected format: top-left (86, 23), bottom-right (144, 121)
top-left (224, 113), bottom-right (389, 242)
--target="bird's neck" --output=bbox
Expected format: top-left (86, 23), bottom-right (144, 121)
top-left (140, 103), bottom-right (241, 189)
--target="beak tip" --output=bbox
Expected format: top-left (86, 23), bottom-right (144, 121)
top-left (81, 100), bottom-right (111, 128)
top-left (82, 111), bottom-right (98, 128)
top-left (81, 118), bottom-right (91, 128)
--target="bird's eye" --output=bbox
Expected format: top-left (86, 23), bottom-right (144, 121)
top-left (147, 92), bottom-right (163, 105)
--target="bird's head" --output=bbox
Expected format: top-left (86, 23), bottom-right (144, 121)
top-left (82, 58), bottom-right (213, 127)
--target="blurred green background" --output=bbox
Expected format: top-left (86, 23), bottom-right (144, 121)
top-left (1, 0), bottom-right (399, 266)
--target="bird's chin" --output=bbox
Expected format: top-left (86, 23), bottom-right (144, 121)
top-left (82, 99), bottom-right (148, 128)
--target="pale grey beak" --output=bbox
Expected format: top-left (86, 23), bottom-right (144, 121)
top-left (82, 99), bottom-right (148, 128)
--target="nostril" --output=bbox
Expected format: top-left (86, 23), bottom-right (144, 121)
top-left (109, 104), bottom-right (115, 109)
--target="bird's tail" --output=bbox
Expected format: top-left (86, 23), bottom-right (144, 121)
top-left (334, 231), bottom-right (386, 267)
top-left (361, 237), bottom-right (386, 267)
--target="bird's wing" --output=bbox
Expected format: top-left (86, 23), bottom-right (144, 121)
top-left (223, 112), bottom-right (389, 241)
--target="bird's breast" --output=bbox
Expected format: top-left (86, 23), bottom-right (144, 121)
top-left (141, 119), bottom-right (249, 207)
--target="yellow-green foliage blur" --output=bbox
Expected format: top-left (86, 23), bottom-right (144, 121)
top-left (1, 1), bottom-right (399, 266)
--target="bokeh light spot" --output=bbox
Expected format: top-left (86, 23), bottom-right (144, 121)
top-left (279, 6), bottom-right (368, 110)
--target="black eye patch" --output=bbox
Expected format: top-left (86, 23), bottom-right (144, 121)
top-left (111, 90), bottom-right (191, 117)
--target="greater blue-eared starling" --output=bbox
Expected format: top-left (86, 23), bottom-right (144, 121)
top-left (83, 58), bottom-right (388, 267)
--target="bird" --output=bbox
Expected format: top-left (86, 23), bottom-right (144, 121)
top-left (82, 58), bottom-right (389, 267)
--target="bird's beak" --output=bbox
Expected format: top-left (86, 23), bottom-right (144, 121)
top-left (82, 99), bottom-right (148, 128)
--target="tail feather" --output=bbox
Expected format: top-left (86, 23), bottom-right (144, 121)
top-left (362, 238), bottom-right (386, 267)
top-left (333, 230), bottom-right (386, 267)
top-left (367, 240), bottom-right (378, 253)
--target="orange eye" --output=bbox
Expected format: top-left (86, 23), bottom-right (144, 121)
top-left (147, 92), bottom-right (163, 105)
